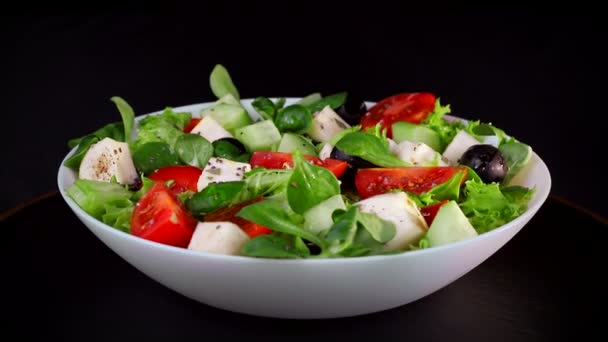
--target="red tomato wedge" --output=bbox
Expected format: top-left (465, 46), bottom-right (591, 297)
top-left (148, 165), bottom-right (203, 194)
top-left (131, 182), bottom-right (197, 247)
top-left (420, 200), bottom-right (450, 226)
top-left (360, 93), bottom-right (436, 137)
top-left (204, 197), bottom-right (272, 238)
top-left (355, 167), bottom-right (468, 199)
top-left (184, 118), bottom-right (202, 133)
top-left (249, 151), bottom-right (348, 178)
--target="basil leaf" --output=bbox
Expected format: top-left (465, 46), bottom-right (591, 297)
top-left (110, 96), bottom-right (135, 143)
top-left (287, 150), bottom-right (340, 214)
top-left (132, 141), bottom-right (179, 174)
top-left (237, 198), bottom-right (326, 249)
top-left (63, 135), bottom-right (99, 170)
top-left (305, 92), bottom-right (347, 113)
top-left (241, 234), bottom-right (310, 259)
top-left (335, 132), bottom-right (409, 167)
top-left (187, 181), bottom-right (244, 216)
top-left (252, 96), bottom-right (276, 120)
top-left (67, 122), bottom-right (124, 149)
top-left (175, 134), bottom-right (213, 168)
top-left (209, 64), bottom-right (240, 100)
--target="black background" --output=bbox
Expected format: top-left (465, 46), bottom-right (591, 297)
top-left (2, 11), bottom-right (605, 216)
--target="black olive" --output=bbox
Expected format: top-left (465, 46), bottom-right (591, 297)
top-left (304, 240), bottom-right (321, 255)
top-left (335, 93), bottom-right (368, 126)
top-left (459, 144), bottom-right (508, 183)
top-left (330, 147), bottom-right (376, 169)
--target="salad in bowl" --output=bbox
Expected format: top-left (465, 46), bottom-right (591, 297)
top-left (61, 65), bottom-right (539, 259)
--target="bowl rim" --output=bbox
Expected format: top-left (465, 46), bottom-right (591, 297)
top-left (57, 97), bottom-right (552, 265)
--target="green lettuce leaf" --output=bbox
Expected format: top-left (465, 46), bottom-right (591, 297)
top-left (459, 179), bottom-right (535, 233)
top-left (133, 107), bottom-right (191, 150)
top-left (420, 99), bottom-right (465, 151)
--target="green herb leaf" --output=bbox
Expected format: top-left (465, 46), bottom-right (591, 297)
top-left (209, 64), bottom-right (240, 100)
top-left (186, 181), bottom-right (245, 216)
top-left (175, 134), bottom-right (213, 168)
top-left (252, 96), bottom-right (276, 120)
top-left (335, 132), bottom-right (409, 167)
top-left (287, 150), bottom-right (340, 214)
top-left (110, 96), bottom-right (135, 143)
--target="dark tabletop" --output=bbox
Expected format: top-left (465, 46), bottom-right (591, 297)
top-left (4, 193), bottom-right (605, 341)
top-left (2, 11), bottom-right (607, 341)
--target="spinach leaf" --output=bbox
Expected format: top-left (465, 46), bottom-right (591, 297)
top-left (186, 181), bottom-right (245, 216)
top-left (209, 64), bottom-right (240, 100)
top-left (63, 135), bottom-right (99, 170)
top-left (237, 198), bottom-right (326, 250)
top-left (132, 141), bottom-right (179, 174)
top-left (212, 139), bottom-right (250, 162)
top-left (335, 132), bottom-right (409, 167)
top-left (252, 96), bottom-right (276, 120)
top-left (274, 97), bottom-right (286, 110)
top-left (305, 92), bottom-right (347, 113)
top-left (67, 122), bottom-right (124, 149)
top-left (241, 234), bottom-right (310, 259)
top-left (110, 96), bottom-right (135, 143)
top-left (326, 206), bottom-right (395, 256)
top-left (175, 134), bottom-right (213, 168)
top-left (232, 168), bottom-right (292, 204)
top-left (287, 150), bottom-right (340, 214)
top-left (274, 104), bottom-right (312, 133)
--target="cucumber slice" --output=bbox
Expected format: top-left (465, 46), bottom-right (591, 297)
top-left (216, 93), bottom-right (240, 106)
top-left (277, 133), bottom-right (317, 156)
top-left (392, 121), bottom-right (441, 152)
top-left (303, 194), bottom-right (347, 234)
top-left (235, 120), bottom-right (282, 152)
top-left (426, 201), bottom-right (478, 247)
top-left (201, 103), bottom-right (253, 134)
top-left (209, 64), bottom-right (240, 100)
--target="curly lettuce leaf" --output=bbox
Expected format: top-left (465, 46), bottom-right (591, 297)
top-left (459, 179), bottom-right (535, 233)
top-left (133, 107), bottom-right (191, 150)
top-left (420, 99), bottom-right (465, 152)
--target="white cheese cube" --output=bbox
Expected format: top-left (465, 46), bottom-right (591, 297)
top-left (395, 141), bottom-right (447, 166)
top-left (307, 105), bottom-right (351, 143)
top-left (197, 157), bottom-right (251, 191)
top-left (442, 130), bottom-right (480, 165)
top-left (356, 192), bottom-right (428, 251)
top-left (190, 116), bottom-right (233, 142)
top-left (187, 221), bottom-right (249, 255)
top-left (79, 137), bottom-right (139, 185)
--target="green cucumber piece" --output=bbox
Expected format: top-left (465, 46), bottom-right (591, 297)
top-left (426, 201), bottom-right (478, 247)
top-left (303, 194), bottom-right (347, 234)
top-left (277, 133), bottom-right (317, 156)
top-left (201, 103), bottom-right (253, 133)
top-left (235, 120), bottom-right (282, 152)
top-left (392, 121), bottom-right (441, 152)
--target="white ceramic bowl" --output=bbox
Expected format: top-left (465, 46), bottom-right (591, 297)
top-left (57, 98), bottom-right (551, 319)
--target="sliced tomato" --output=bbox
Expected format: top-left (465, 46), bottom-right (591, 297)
top-left (420, 200), bottom-right (449, 226)
top-left (249, 151), bottom-right (349, 178)
top-left (148, 165), bottom-right (203, 194)
top-left (355, 166), bottom-right (468, 199)
top-left (360, 93), bottom-right (436, 137)
top-left (183, 118), bottom-right (202, 133)
top-left (204, 197), bottom-right (272, 238)
top-left (131, 182), bottom-right (197, 247)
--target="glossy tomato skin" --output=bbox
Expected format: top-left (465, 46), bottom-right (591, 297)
top-left (420, 200), bottom-right (449, 226)
top-left (204, 197), bottom-right (272, 238)
top-left (249, 151), bottom-right (348, 178)
top-left (360, 93), bottom-right (436, 137)
top-left (183, 118), bottom-right (202, 133)
top-left (131, 182), bottom-right (197, 247)
top-left (355, 167), bottom-right (468, 199)
top-left (148, 165), bottom-right (203, 194)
